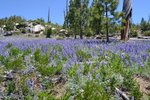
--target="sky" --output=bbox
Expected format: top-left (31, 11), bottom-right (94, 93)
top-left (0, 0), bottom-right (150, 25)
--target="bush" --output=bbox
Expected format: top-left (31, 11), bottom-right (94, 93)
top-left (13, 31), bottom-right (20, 35)
top-left (5, 23), bottom-right (14, 31)
top-left (130, 30), bottom-right (138, 37)
top-left (143, 30), bottom-right (150, 36)
top-left (20, 28), bottom-right (26, 33)
top-left (46, 28), bottom-right (52, 38)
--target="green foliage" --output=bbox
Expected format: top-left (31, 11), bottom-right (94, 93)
top-left (18, 75), bottom-right (30, 96)
top-left (68, 64), bottom-right (79, 78)
top-left (0, 15), bottom-right (25, 31)
top-left (36, 65), bottom-right (55, 76)
top-left (35, 18), bottom-right (45, 25)
top-left (33, 47), bottom-right (63, 76)
top-left (140, 17), bottom-right (150, 33)
top-left (7, 81), bottom-right (16, 95)
top-left (66, 50), bottom-right (143, 99)
top-left (90, 0), bottom-right (104, 35)
top-left (9, 47), bottom-right (21, 57)
top-left (46, 28), bottom-right (52, 38)
top-left (13, 31), bottom-right (21, 35)
top-left (65, 0), bottom-right (89, 39)
top-left (1, 45), bottom-right (30, 71)
top-left (34, 49), bottom-right (41, 62)
top-left (2, 47), bottom-right (25, 70)
top-left (76, 50), bottom-right (91, 62)
top-left (0, 45), bottom-right (145, 99)
top-left (143, 30), bottom-right (150, 36)
top-left (138, 60), bottom-right (150, 78)
top-left (76, 81), bottom-right (110, 100)
top-left (64, 0), bottom-right (120, 38)
top-left (22, 49), bottom-right (31, 57)
top-left (6, 43), bottom-right (13, 49)
top-left (37, 91), bottom-right (55, 100)
top-left (130, 29), bottom-right (138, 37)
top-left (5, 22), bottom-right (14, 31)
top-left (20, 28), bottom-right (27, 33)
top-left (131, 85), bottom-right (142, 100)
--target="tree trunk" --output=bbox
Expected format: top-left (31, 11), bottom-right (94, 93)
top-left (96, 18), bottom-right (101, 35)
top-left (80, 15), bottom-right (83, 39)
top-left (74, 28), bottom-right (77, 39)
top-left (121, 0), bottom-right (132, 41)
top-left (80, 28), bottom-right (83, 39)
top-left (106, 3), bottom-right (109, 42)
top-left (80, 4), bottom-right (83, 39)
top-left (121, 17), bottom-right (130, 41)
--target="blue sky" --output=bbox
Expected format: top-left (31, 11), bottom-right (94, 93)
top-left (0, 0), bottom-right (150, 25)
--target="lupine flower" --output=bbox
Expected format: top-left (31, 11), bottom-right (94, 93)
top-left (39, 84), bottom-right (43, 90)
top-left (26, 79), bottom-right (32, 89)
top-left (101, 60), bottom-right (108, 65)
top-left (34, 94), bottom-right (37, 100)
top-left (115, 92), bottom-right (120, 100)
top-left (96, 73), bottom-right (100, 79)
top-left (32, 79), bottom-right (36, 89)
top-left (121, 53), bottom-right (125, 60)
top-left (131, 96), bottom-right (134, 100)
top-left (87, 72), bottom-right (92, 81)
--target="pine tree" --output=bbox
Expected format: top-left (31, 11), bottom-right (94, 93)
top-left (80, 0), bottom-right (89, 39)
top-left (63, 0), bottom-right (69, 29)
top-left (64, 0), bottom-right (89, 39)
top-left (90, 0), bottom-right (119, 41)
top-left (90, 0), bottom-right (104, 35)
top-left (68, 0), bottom-right (77, 39)
top-left (64, 0), bottom-right (119, 40)
top-left (48, 8), bottom-right (51, 24)
top-left (140, 17), bottom-right (150, 32)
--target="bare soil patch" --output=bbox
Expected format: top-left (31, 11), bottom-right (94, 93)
top-left (134, 76), bottom-right (150, 95)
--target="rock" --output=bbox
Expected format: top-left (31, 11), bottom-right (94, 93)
top-left (94, 35), bottom-right (102, 39)
top-left (5, 73), bottom-right (13, 80)
top-left (59, 29), bottom-right (66, 33)
top-left (4, 70), bottom-right (14, 81)
top-left (52, 27), bottom-right (56, 30)
top-left (137, 31), bottom-right (143, 39)
top-left (33, 24), bottom-right (45, 34)
top-left (51, 76), bottom-right (66, 85)
top-left (4, 31), bottom-right (12, 36)
top-left (59, 29), bottom-right (69, 37)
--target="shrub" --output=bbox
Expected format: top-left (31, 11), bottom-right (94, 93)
top-left (20, 28), bottom-right (26, 33)
top-left (130, 30), bottom-right (138, 37)
top-left (4, 22), bottom-right (14, 31)
top-left (13, 31), bottom-right (20, 35)
top-left (143, 30), bottom-right (150, 36)
top-left (76, 50), bottom-right (91, 62)
top-left (46, 28), bottom-right (52, 38)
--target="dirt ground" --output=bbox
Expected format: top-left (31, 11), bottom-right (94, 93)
top-left (134, 76), bottom-right (150, 98)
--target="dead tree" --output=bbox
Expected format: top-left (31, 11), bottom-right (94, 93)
top-left (121, 0), bottom-right (132, 41)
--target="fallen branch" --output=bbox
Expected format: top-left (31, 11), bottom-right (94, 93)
top-left (115, 87), bottom-right (130, 100)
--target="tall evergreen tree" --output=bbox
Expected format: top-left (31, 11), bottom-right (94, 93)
top-left (67, 0), bottom-right (77, 39)
top-left (90, 0), bottom-right (104, 35)
top-left (90, 0), bottom-right (119, 41)
top-left (80, 0), bottom-right (89, 39)
top-left (64, 0), bottom-right (89, 39)
top-left (140, 17), bottom-right (150, 32)
top-left (102, 0), bottom-right (119, 42)
top-left (63, 0), bottom-right (69, 29)
top-left (64, 0), bottom-right (119, 40)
